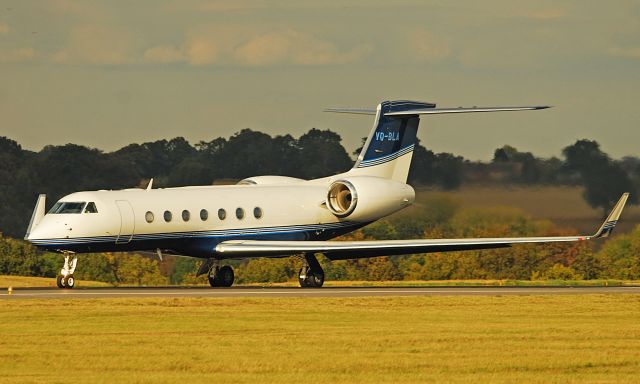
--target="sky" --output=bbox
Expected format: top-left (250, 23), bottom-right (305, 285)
top-left (0, 0), bottom-right (639, 160)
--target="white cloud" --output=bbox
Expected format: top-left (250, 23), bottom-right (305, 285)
top-left (609, 46), bottom-right (640, 59)
top-left (233, 28), bottom-right (372, 66)
top-left (181, 26), bottom-right (371, 66)
top-left (408, 28), bottom-right (451, 62)
top-left (143, 45), bottom-right (185, 63)
top-left (523, 8), bottom-right (567, 20)
top-left (52, 25), bottom-right (135, 65)
top-left (0, 47), bottom-right (35, 62)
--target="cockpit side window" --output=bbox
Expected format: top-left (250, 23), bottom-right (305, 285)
top-left (48, 202), bottom-right (86, 214)
top-left (85, 202), bottom-right (98, 213)
top-left (48, 202), bottom-right (63, 214)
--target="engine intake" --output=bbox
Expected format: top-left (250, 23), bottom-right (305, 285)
top-left (327, 181), bottom-right (357, 217)
top-left (325, 176), bottom-right (415, 221)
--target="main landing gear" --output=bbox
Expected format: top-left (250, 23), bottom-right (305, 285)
top-left (298, 253), bottom-right (324, 288)
top-left (208, 264), bottom-right (235, 287)
top-left (56, 253), bottom-right (78, 289)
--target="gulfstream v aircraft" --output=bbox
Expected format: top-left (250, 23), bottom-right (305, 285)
top-left (25, 100), bottom-right (629, 289)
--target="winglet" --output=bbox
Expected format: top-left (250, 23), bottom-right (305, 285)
top-left (593, 193), bottom-right (629, 238)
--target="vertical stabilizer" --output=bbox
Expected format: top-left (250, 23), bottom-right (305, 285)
top-left (349, 100), bottom-right (433, 182)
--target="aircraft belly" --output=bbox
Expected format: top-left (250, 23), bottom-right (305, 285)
top-left (30, 221), bottom-right (367, 258)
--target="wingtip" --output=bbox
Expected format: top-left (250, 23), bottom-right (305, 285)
top-left (593, 193), bottom-right (629, 238)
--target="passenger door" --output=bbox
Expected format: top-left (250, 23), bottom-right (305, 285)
top-left (115, 200), bottom-right (135, 244)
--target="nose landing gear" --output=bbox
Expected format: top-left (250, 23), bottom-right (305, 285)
top-left (56, 253), bottom-right (77, 289)
top-left (298, 253), bottom-right (324, 288)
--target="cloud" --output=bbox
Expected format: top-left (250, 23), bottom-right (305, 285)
top-left (408, 28), bottom-right (451, 62)
top-left (233, 28), bottom-right (372, 66)
top-left (0, 22), bottom-right (9, 35)
top-left (182, 26), bottom-right (371, 66)
top-left (523, 8), bottom-right (567, 20)
top-left (143, 45), bottom-right (186, 63)
top-left (0, 47), bottom-right (35, 62)
top-left (52, 25), bottom-right (135, 65)
top-left (609, 46), bottom-right (640, 59)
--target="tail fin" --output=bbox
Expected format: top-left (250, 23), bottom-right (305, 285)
top-left (326, 100), bottom-right (549, 183)
top-left (346, 100), bottom-right (433, 182)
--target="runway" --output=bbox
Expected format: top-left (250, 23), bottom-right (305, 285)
top-left (2, 286), bottom-right (639, 299)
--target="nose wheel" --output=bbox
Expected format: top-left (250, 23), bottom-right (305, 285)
top-left (56, 274), bottom-right (76, 289)
top-left (298, 253), bottom-right (324, 288)
top-left (56, 254), bottom-right (78, 289)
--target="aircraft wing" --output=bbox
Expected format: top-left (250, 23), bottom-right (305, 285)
top-left (216, 193), bottom-right (628, 260)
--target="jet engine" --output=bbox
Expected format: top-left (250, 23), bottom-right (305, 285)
top-left (326, 176), bottom-right (415, 222)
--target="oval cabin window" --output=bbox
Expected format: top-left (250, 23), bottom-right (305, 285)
top-left (182, 210), bottom-right (190, 222)
top-left (164, 211), bottom-right (172, 222)
top-left (236, 208), bottom-right (245, 220)
top-left (145, 211), bottom-right (154, 223)
top-left (218, 209), bottom-right (226, 220)
top-left (200, 209), bottom-right (208, 221)
top-left (253, 207), bottom-right (263, 219)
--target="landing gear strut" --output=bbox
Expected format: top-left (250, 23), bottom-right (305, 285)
top-left (208, 264), bottom-right (235, 287)
top-left (56, 253), bottom-right (78, 289)
top-left (298, 253), bottom-right (324, 288)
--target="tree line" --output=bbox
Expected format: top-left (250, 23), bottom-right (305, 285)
top-left (1, 129), bottom-right (637, 238)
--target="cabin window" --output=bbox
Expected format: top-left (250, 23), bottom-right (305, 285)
top-left (253, 207), bottom-right (263, 219)
top-left (145, 211), bottom-right (154, 223)
top-left (200, 209), bottom-right (208, 221)
top-left (218, 208), bottom-right (226, 220)
top-left (182, 210), bottom-right (190, 222)
top-left (164, 211), bottom-right (172, 222)
top-left (236, 207), bottom-right (245, 220)
top-left (84, 202), bottom-right (98, 213)
top-left (48, 202), bottom-right (86, 214)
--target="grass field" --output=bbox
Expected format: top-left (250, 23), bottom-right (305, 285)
top-left (1, 295), bottom-right (639, 383)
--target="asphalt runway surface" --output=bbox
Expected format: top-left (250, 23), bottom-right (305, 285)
top-left (1, 286), bottom-right (639, 299)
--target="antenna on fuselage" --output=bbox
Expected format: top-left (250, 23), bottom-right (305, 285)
top-left (146, 178), bottom-right (153, 191)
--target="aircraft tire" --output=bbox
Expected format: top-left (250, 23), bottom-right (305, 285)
top-left (308, 273), bottom-right (324, 288)
top-left (65, 275), bottom-right (75, 289)
top-left (56, 275), bottom-right (65, 289)
top-left (208, 274), bottom-right (220, 287)
top-left (298, 269), bottom-right (324, 288)
top-left (218, 266), bottom-right (234, 287)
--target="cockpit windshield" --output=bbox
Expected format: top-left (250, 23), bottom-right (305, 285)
top-left (48, 202), bottom-right (86, 214)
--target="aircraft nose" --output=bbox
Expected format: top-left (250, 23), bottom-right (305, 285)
top-left (26, 225), bottom-right (45, 241)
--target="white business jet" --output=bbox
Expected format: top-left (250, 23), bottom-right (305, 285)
top-left (24, 100), bottom-right (628, 289)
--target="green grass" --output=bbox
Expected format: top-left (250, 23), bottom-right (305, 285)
top-left (0, 295), bottom-right (639, 383)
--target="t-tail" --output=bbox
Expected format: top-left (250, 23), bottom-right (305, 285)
top-left (326, 100), bottom-right (550, 183)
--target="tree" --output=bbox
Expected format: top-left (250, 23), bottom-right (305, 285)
top-left (562, 140), bottom-right (637, 214)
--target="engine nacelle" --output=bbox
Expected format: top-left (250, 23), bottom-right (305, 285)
top-left (326, 176), bottom-right (415, 222)
top-left (238, 176), bottom-right (305, 185)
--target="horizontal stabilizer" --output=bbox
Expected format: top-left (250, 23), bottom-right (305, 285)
top-left (385, 106), bottom-right (550, 116)
top-left (324, 108), bottom-right (377, 115)
top-left (216, 193), bottom-right (628, 260)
